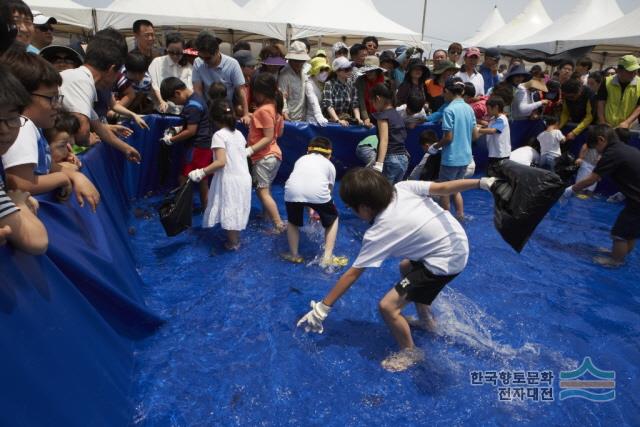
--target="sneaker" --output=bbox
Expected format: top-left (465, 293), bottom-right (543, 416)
top-left (320, 255), bottom-right (349, 267)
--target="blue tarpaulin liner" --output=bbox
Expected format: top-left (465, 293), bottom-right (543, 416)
top-left (1, 114), bottom-right (638, 426)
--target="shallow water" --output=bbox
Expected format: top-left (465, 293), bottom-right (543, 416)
top-left (128, 185), bottom-right (639, 426)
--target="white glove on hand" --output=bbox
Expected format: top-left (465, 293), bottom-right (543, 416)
top-left (245, 146), bottom-right (255, 157)
top-left (373, 162), bottom-right (384, 173)
top-left (188, 168), bottom-right (206, 183)
top-left (562, 186), bottom-right (575, 200)
top-left (317, 116), bottom-right (329, 127)
top-left (427, 145), bottom-right (439, 155)
top-left (296, 300), bottom-right (331, 334)
top-left (479, 177), bottom-right (496, 191)
top-left (160, 132), bottom-right (173, 146)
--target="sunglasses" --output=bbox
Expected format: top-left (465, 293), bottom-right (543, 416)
top-left (35, 25), bottom-right (53, 32)
top-left (449, 50), bottom-right (462, 55)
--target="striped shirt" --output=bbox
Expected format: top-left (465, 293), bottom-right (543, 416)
top-left (0, 176), bottom-right (19, 219)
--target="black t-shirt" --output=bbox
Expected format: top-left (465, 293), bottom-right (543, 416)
top-left (182, 93), bottom-right (212, 149)
top-left (597, 79), bottom-right (640, 105)
top-left (593, 141), bottom-right (640, 204)
top-left (373, 108), bottom-right (408, 156)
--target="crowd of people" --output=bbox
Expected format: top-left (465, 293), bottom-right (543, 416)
top-left (1, 0), bottom-right (639, 371)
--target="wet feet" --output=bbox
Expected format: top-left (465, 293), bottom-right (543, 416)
top-left (381, 347), bottom-right (425, 372)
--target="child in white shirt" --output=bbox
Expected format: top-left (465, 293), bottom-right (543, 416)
top-left (537, 116), bottom-right (565, 171)
top-left (477, 96), bottom-right (511, 176)
top-left (396, 94), bottom-right (428, 129)
top-left (282, 137), bottom-right (345, 267)
top-left (297, 168), bottom-right (496, 371)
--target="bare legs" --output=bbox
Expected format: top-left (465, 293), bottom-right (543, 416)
top-left (596, 238), bottom-right (636, 266)
top-left (439, 193), bottom-right (464, 219)
top-left (256, 187), bottom-right (285, 232)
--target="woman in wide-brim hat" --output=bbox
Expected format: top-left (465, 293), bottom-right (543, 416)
top-left (397, 58), bottom-right (430, 106)
top-left (355, 56), bottom-right (386, 126)
top-left (425, 60), bottom-right (459, 111)
top-left (305, 57), bottom-right (331, 125)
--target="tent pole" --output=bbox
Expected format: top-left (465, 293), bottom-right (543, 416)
top-left (286, 24), bottom-right (292, 47)
top-left (420, 0), bottom-right (428, 41)
top-left (91, 8), bottom-right (98, 34)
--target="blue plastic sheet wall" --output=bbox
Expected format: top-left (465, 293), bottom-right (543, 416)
top-left (0, 121), bottom-right (167, 426)
top-left (1, 114), bottom-right (637, 426)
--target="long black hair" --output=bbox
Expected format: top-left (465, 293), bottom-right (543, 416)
top-left (209, 98), bottom-right (236, 131)
top-left (252, 72), bottom-right (284, 115)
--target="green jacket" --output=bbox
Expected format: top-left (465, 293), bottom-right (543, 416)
top-left (604, 75), bottom-right (640, 127)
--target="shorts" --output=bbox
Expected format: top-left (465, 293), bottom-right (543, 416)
top-left (252, 155), bottom-right (281, 189)
top-left (182, 146), bottom-right (212, 176)
top-left (438, 165), bottom-right (468, 182)
top-left (611, 201), bottom-right (640, 240)
top-left (383, 153), bottom-right (409, 184)
top-left (394, 261), bottom-right (458, 305)
top-left (285, 200), bottom-right (338, 228)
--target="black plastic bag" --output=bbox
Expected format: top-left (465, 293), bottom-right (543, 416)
top-left (158, 180), bottom-right (193, 237)
top-left (554, 152), bottom-right (579, 185)
top-left (490, 160), bottom-right (565, 252)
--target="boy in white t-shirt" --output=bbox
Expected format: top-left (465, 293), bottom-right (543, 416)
top-left (282, 137), bottom-right (345, 267)
top-left (477, 96), bottom-right (511, 176)
top-left (297, 167), bottom-right (496, 371)
top-left (537, 116), bottom-right (565, 171)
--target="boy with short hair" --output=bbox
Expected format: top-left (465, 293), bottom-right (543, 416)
top-left (408, 130), bottom-right (440, 181)
top-left (160, 76), bottom-right (212, 208)
top-left (428, 77), bottom-right (480, 219)
top-left (477, 96), bottom-right (511, 176)
top-left (281, 137), bottom-right (345, 267)
top-left (0, 64), bottom-right (48, 254)
top-left (396, 93), bottom-right (427, 129)
top-left (297, 168), bottom-right (496, 371)
top-left (563, 124), bottom-right (640, 266)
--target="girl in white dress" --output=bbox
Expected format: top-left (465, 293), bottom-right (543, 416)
top-left (188, 99), bottom-right (252, 250)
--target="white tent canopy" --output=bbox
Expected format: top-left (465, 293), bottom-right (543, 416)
top-left (95, 0), bottom-right (282, 40)
top-left (502, 0), bottom-right (624, 54)
top-left (27, 0), bottom-right (93, 29)
top-left (245, 0), bottom-right (421, 44)
top-left (462, 5), bottom-right (506, 48)
top-left (562, 5), bottom-right (640, 52)
top-left (476, 0), bottom-right (552, 48)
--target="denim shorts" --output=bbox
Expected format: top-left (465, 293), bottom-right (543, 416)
top-left (438, 164), bottom-right (468, 182)
top-left (252, 155), bottom-right (281, 189)
top-left (383, 154), bottom-right (409, 184)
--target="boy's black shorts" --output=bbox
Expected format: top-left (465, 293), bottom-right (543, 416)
top-left (285, 200), bottom-right (338, 228)
top-left (394, 261), bottom-right (458, 305)
top-left (612, 201), bottom-right (640, 240)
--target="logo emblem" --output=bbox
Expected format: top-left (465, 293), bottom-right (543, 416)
top-left (559, 357), bottom-right (615, 402)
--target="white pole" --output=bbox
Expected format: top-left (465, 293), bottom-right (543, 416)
top-left (420, 0), bottom-right (428, 42)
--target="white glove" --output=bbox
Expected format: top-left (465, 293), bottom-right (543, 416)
top-left (373, 162), bottom-right (384, 173)
top-left (188, 168), bottom-right (206, 183)
top-left (427, 145), bottom-right (439, 155)
top-left (479, 177), bottom-right (496, 191)
top-left (296, 300), bottom-right (331, 334)
top-left (562, 186), bottom-right (575, 200)
top-left (317, 116), bottom-right (329, 127)
top-left (160, 132), bottom-right (173, 146)
top-left (245, 146), bottom-right (255, 157)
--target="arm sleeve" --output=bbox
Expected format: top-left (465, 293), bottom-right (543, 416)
top-left (61, 78), bottom-right (99, 121)
top-left (441, 107), bottom-right (454, 131)
top-left (572, 101), bottom-right (593, 136)
top-left (305, 80), bottom-right (326, 123)
top-left (593, 150), bottom-right (618, 177)
top-left (408, 153), bottom-right (429, 180)
top-left (321, 81), bottom-right (333, 110)
top-left (230, 61), bottom-right (246, 87)
top-left (0, 185), bottom-right (19, 219)
top-left (513, 87), bottom-right (543, 117)
top-left (1, 123), bottom-right (38, 170)
top-left (597, 83), bottom-right (607, 101)
top-left (559, 102), bottom-right (570, 129)
top-left (491, 118), bottom-right (505, 133)
top-left (210, 131), bottom-right (226, 149)
top-left (191, 59), bottom-right (203, 84)
top-left (396, 180), bottom-right (432, 196)
top-left (328, 162), bottom-right (336, 185)
top-left (148, 57), bottom-right (161, 91)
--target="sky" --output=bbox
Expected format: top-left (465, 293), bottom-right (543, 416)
top-left (369, 0), bottom-right (638, 49)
